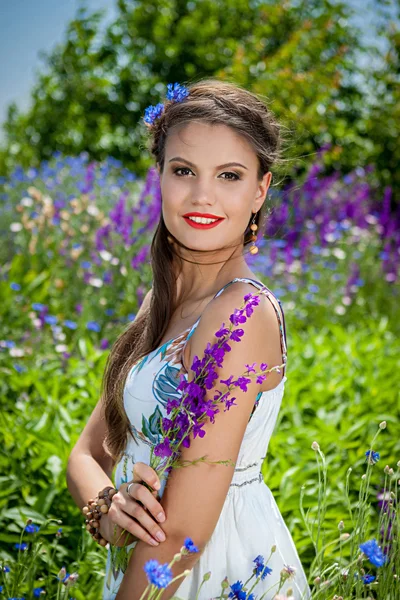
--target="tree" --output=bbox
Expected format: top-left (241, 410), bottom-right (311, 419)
top-left (0, 0), bottom-right (397, 198)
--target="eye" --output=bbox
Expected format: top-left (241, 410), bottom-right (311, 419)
top-left (220, 172), bottom-right (241, 181)
top-left (173, 167), bottom-right (241, 181)
top-left (173, 167), bottom-right (193, 177)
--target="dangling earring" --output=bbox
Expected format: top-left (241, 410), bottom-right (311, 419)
top-left (167, 235), bottom-right (174, 244)
top-left (249, 212), bottom-right (258, 255)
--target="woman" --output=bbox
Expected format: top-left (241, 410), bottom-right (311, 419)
top-left (67, 78), bottom-right (311, 599)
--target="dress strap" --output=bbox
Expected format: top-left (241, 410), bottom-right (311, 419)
top-left (183, 277), bottom-right (287, 376)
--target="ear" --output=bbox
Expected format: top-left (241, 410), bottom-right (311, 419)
top-left (253, 171), bottom-right (272, 212)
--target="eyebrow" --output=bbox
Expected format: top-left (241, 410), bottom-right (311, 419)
top-left (168, 156), bottom-right (248, 170)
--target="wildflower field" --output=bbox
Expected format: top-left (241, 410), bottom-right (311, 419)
top-left (0, 152), bottom-right (399, 598)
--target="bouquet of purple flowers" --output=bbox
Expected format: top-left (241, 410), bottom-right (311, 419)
top-left (149, 289), bottom-right (283, 481)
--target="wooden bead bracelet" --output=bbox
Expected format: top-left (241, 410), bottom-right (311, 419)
top-left (82, 485), bottom-right (118, 546)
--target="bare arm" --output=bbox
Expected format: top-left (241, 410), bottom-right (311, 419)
top-left (66, 289), bottom-right (167, 545)
top-left (115, 284), bottom-right (284, 599)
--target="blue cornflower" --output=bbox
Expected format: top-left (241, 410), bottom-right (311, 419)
top-left (253, 554), bottom-right (273, 580)
top-left (0, 586), bottom-right (2, 592)
top-left (359, 538), bottom-right (388, 567)
top-left (362, 574), bottom-right (376, 584)
top-left (7, 597), bottom-right (25, 599)
top-left (44, 315), bottom-right (58, 325)
top-left (166, 82), bottom-right (190, 102)
top-left (25, 523), bottom-right (40, 533)
top-left (183, 537), bottom-right (199, 553)
top-left (365, 450), bottom-right (380, 465)
top-left (14, 542), bottom-right (28, 551)
top-left (3, 565), bottom-right (10, 572)
top-left (228, 580), bottom-right (246, 600)
top-left (10, 282), bottom-right (21, 291)
top-left (86, 321), bottom-right (101, 332)
top-left (144, 559), bottom-right (173, 588)
top-left (63, 320), bottom-right (78, 330)
top-left (143, 103), bottom-right (165, 125)
top-left (31, 302), bottom-right (47, 311)
top-left (33, 587), bottom-right (45, 597)
top-left (4, 340), bottom-right (16, 348)
top-left (80, 261), bottom-right (92, 269)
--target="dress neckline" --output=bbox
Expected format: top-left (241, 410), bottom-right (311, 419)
top-left (148, 277), bottom-right (265, 357)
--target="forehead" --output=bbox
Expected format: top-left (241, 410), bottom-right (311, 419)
top-left (164, 121), bottom-right (257, 166)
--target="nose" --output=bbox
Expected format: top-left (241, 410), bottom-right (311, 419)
top-left (190, 178), bottom-right (217, 207)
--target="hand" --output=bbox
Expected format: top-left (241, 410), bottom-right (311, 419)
top-left (100, 462), bottom-right (167, 548)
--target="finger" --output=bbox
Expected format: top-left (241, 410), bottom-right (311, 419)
top-left (126, 482), bottom-right (166, 523)
top-left (132, 462), bottom-right (161, 491)
top-left (124, 499), bottom-right (166, 544)
top-left (109, 506), bottom-right (161, 547)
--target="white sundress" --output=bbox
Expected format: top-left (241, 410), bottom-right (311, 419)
top-left (103, 277), bottom-right (311, 600)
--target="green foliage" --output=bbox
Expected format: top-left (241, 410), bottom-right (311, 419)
top-left (0, 319), bottom-right (398, 597)
top-left (1, 0), bottom-right (399, 198)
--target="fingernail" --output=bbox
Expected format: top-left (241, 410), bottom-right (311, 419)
top-left (150, 538), bottom-right (159, 546)
top-left (157, 512), bottom-right (165, 523)
top-left (154, 481), bottom-right (161, 490)
top-left (156, 531), bottom-right (166, 542)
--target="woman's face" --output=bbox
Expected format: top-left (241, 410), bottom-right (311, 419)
top-left (157, 122), bottom-right (271, 252)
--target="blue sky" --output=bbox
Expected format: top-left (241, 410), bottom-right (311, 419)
top-left (0, 0), bottom-right (395, 143)
top-left (0, 0), bottom-right (116, 140)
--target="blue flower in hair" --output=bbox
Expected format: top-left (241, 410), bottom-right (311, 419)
top-left (143, 102), bottom-right (165, 126)
top-left (143, 82), bottom-right (189, 126)
top-left (166, 82), bottom-right (190, 102)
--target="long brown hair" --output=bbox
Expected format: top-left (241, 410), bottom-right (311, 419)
top-left (101, 77), bottom-right (282, 462)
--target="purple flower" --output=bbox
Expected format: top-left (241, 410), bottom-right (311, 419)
top-left (183, 537), bottom-right (199, 553)
top-left (154, 438), bottom-right (172, 458)
top-left (359, 538), bottom-right (388, 567)
top-left (144, 559), bottom-right (173, 588)
top-left (235, 376), bottom-right (252, 393)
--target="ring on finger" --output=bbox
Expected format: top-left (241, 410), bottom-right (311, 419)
top-left (126, 482), bottom-right (135, 498)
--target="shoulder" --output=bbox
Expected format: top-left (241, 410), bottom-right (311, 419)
top-left (187, 281), bottom-right (283, 381)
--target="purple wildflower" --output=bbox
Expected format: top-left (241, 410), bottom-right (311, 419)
top-left (154, 438), bottom-right (173, 458)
